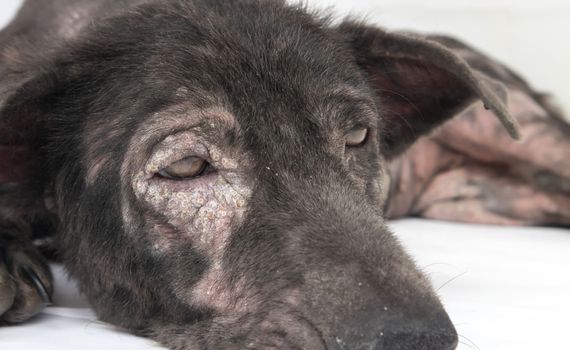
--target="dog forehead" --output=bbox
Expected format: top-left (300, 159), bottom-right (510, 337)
top-left (126, 1), bottom-right (362, 103)
top-left (79, 0), bottom-right (377, 185)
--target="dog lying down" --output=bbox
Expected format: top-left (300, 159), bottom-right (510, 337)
top-left (1, 0), bottom-right (569, 349)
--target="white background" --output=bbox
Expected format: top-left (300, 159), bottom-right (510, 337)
top-left (305, 0), bottom-right (570, 115)
top-left (5, 0), bottom-right (569, 114)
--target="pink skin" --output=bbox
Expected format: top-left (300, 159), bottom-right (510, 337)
top-left (121, 101), bottom-right (255, 313)
top-left (386, 89), bottom-right (570, 226)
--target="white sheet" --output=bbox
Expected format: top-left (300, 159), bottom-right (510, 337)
top-left (1, 219), bottom-right (568, 349)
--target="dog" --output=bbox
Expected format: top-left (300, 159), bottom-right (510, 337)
top-left (1, 0), bottom-right (569, 349)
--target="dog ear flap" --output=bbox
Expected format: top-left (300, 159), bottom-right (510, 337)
top-left (339, 22), bottom-right (521, 158)
top-left (0, 65), bottom-right (61, 184)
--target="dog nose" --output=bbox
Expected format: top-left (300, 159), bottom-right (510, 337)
top-left (331, 306), bottom-right (458, 350)
top-left (303, 265), bottom-right (458, 350)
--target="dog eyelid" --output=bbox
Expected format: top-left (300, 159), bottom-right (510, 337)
top-left (157, 157), bottom-right (209, 180)
top-left (345, 127), bottom-right (369, 147)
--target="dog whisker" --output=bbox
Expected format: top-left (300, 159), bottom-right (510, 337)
top-left (436, 270), bottom-right (469, 292)
top-left (458, 333), bottom-right (481, 350)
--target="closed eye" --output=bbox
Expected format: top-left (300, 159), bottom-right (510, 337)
top-left (345, 127), bottom-right (369, 147)
top-left (157, 156), bottom-right (210, 180)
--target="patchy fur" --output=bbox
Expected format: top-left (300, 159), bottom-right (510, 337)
top-left (0, 0), bottom-right (568, 349)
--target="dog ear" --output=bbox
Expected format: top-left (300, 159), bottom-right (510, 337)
top-left (338, 22), bottom-right (521, 159)
top-left (0, 59), bottom-right (64, 185)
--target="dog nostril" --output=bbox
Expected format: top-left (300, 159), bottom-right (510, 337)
top-left (329, 308), bottom-right (458, 350)
top-left (380, 324), bottom-right (458, 350)
top-left (304, 266), bottom-right (457, 350)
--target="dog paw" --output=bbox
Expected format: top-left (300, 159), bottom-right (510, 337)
top-left (0, 236), bottom-right (53, 323)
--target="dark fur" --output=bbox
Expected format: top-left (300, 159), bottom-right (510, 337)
top-left (0, 0), bottom-right (530, 349)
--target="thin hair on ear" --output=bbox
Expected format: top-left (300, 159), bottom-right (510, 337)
top-left (380, 31), bottom-right (521, 139)
top-left (339, 22), bottom-right (522, 158)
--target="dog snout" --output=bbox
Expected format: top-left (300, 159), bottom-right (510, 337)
top-left (331, 306), bottom-right (458, 350)
top-left (302, 263), bottom-right (458, 350)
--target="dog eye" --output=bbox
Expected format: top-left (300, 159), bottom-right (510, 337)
top-left (345, 128), bottom-right (369, 147)
top-left (158, 157), bottom-right (209, 180)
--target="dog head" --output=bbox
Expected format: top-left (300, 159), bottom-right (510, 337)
top-left (1, 0), bottom-right (519, 348)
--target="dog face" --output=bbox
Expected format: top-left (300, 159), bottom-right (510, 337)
top-left (1, 0), bottom-right (519, 348)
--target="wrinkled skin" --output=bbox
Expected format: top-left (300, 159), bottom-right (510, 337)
top-left (387, 37), bottom-right (570, 226)
top-left (388, 100), bottom-right (570, 226)
top-left (0, 0), bottom-right (568, 349)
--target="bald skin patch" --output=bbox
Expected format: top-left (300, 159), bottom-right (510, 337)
top-left (117, 101), bottom-right (257, 313)
top-left (134, 130), bottom-right (251, 250)
top-left (121, 101), bottom-right (252, 266)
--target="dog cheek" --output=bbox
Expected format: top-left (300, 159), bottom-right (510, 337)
top-left (135, 174), bottom-right (254, 312)
top-left (135, 174), bottom-right (251, 252)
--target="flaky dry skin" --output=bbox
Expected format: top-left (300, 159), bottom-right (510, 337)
top-left (385, 35), bottom-right (570, 226)
top-left (386, 89), bottom-right (570, 226)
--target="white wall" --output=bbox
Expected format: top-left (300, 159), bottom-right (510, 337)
top-left (2, 0), bottom-right (569, 113)
top-left (305, 0), bottom-right (570, 114)
top-left (0, 0), bottom-right (21, 29)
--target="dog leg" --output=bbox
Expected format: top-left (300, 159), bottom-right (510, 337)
top-left (0, 183), bottom-right (54, 323)
top-left (412, 163), bottom-right (570, 226)
top-left (0, 232), bottom-right (53, 323)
